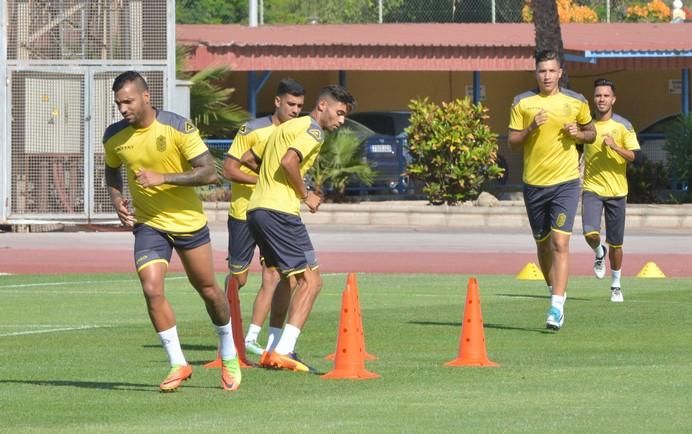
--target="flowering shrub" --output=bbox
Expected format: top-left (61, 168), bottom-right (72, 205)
top-left (625, 0), bottom-right (671, 22)
top-left (522, 0), bottom-right (599, 23)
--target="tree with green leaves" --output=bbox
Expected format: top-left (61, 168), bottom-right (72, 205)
top-left (176, 0), bottom-right (247, 24)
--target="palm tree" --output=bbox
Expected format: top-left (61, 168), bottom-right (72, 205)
top-left (532, 0), bottom-right (569, 88)
top-left (176, 45), bottom-right (249, 139)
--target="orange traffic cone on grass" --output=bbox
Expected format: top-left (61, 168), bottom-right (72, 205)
top-left (322, 274), bottom-right (380, 380)
top-left (445, 277), bottom-right (498, 367)
top-left (325, 273), bottom-right (376, 361)
top-left (204, 275), bottom-right (254, 369)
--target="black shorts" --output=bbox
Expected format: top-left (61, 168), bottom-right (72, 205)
top-left (523, 179), bottom-right (580, 241)
top-left (581, 190), bottom-right (626, 247)
top-left (133, 223), bottom-right (210, 271)
top-left (227, 216), bottom-right (256, 274)
top-left (246, 208), bottom-right (318, 276)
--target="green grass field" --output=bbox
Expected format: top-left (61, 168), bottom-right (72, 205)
top-left (1, 272), bottom-right (691, 433)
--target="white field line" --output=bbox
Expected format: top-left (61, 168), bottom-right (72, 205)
top-left (0, 276), bottom-right (187, 290)
top-left (0, 325), bottom-right (104, 337)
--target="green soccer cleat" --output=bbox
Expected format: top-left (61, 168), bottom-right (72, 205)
top-left (221, 357), bottom-right (241, 391)
top-left (244, 339), bottom-right (265, 356)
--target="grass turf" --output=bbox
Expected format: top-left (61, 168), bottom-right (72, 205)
top-left (1, 272), bottom-right (691, 433)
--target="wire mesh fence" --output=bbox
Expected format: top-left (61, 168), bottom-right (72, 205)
top-left (4, 1), bottom-right (171, 221)
top-left (255, 0), bottom-right (648, 24)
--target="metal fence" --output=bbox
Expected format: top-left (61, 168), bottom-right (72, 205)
top-left (256, 0), bottom-right (638, 24)
top-left (2, 0), bottom-right (173, 223)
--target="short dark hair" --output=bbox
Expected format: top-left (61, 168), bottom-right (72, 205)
top-left (594, 78), bottom-right (616, 93)
top-left (535, 49), bottom-right (561, 66)
top-left (318, 85), bottom-right (356, 113)
top-left (276, 78), bottom-right (305, 97)
top-left (112, 71), bottom-right (149, 92)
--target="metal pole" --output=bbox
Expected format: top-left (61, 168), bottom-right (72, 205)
top-left (379, 0), bottom-right (383, 23)
top-left (166, 0), bottom-right (176, 110)
top-left (249, 0), bottom-right (258, 27)
top-left (607, 0), bottom-right (611, 23)
top-left (0, 0), bottom-right (9, 222)
top-left (683, 68), bottom-right (690, 116)
top-left (473, 71), bottom-right (481, 104)
top-left (492, 0), bottom-right (496, 23)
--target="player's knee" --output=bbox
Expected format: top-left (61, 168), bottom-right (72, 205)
top-left (234, 272), bottom-right (248, 288)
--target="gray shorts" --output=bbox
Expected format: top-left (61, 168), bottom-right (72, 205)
top-left (523, 179), bottom-right (580, 241)
top-left (581, 190), bottom-right (626, 247)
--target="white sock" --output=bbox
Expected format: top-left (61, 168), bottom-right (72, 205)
top-left (611, 269), bottom-right (621, 288)
top-left (215, 321), bottom-right (237, 360)
top-left (594, 244), bottom-right (605, 258)
top-left (266, 327), bottom-right (282, 352)
top-left (157, 325), bottom-right (187, 367)
top-left (551, 294), bottom-right (566, 312)
top-left (273, 324), bottom-right (301, 355)
top-left (245, 323), bottom-right (261, 343)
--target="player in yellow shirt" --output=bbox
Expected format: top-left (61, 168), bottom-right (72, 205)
top-left (223, 78), bottom-right (305, 356)
top-left (508, 50), bottom-right (596, 331)
top-left (241, 85), bottom-right (355, 372)
top-left (103, 71), bottom-right (240, 392)
top-left (582, 78), bottom-right (641, 303)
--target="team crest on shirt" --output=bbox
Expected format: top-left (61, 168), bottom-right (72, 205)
top-left (238, 124), bottom-right (248, 135)
top-left (184, 121), bottom-right (197, 133)
top-left (562, 103), bottom-right (572, 117)
top-left (556, 212), bottom-right (567, 228)
top-left (307, 128), bottom-right (323, 142)
top-left (156, 135), bottom-right (167, 152)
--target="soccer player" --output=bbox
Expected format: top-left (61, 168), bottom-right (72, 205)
top-left (508, 50), bottom-right (596, 331)
top-left (241, 85), bottom-right (355, 371)
top-left (103, 71), bottom-right (240, 392)
top-left (582, 78), bottom-right (641, 303)
top-left (223, 78), bottom-right (305, 355)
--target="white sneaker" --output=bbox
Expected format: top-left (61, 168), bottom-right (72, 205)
top-left (244, 340), bottom-right (265, 356)
top-left (610, 287), bottom-right (624, 303)
top-left (546, 306), bottom-right (565, 330)
top-left (593, 245), bottom-right (607, 279)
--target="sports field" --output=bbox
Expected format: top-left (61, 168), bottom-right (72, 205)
top-left (2, 272), bottom-right (691, 433)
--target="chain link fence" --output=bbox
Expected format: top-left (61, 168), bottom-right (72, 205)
top-left (3, 0), bottom-right (171, 222)
top-left (257, 0), bottom-right (642, 24)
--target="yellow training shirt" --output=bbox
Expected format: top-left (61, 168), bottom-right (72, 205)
top-left (227, 116), bottom-right (275, 220)
top-left (247, 115), bottom-right (324, 216)
top-left (583, 114), bottom-right (640, 198)
top-left (509, 88), bottom-right (592, 187)
top-left (103, 110), bottom-right (209, 233)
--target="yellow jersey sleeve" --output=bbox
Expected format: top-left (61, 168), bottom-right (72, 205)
top-left (102, 111), bottom-right (208, 233)
top-left (248, 116), bottom-right (325, 216)
top-left (227, 116), bottom-right (275, 220)
top-left (582, 115), bottom-right (639, 198)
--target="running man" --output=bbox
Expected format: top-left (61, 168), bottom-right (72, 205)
top-left (508, 50), bottom-right (596, 331)
top-left (103, 71), bottom-right (240, 391)
top-left (241, 85), bottom-right (355, 371)
top-left (582, 78), bottom-right (641, 303)
top-left (223, 78), bottom-right (305, 355)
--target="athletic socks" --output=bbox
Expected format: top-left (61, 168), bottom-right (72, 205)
top-left (265, 326), bottom-right (282, 353)
top-left (245, 323), bottom-right (261, 343)
top-left (157, 325), bottom-right (187, 367)
top-left (594, 244), bottom-right (605, 258)
top-left (611, 269), bottom-right (622, 288)
top-left (551, 294), bottom-right (566, 313)
top-left (214, 321), bottom-right (237, 360)
top-left (273, 324), bottom-right (301, 355)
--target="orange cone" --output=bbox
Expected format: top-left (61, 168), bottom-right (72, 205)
top-left (321, 277), bottom-right (380, 380)
top-left (203, 275), bottom-right (254, 368)
top-left (325, 273), bottom-right (376, 361)
top-left (445, 277), bottom-right (499, 367)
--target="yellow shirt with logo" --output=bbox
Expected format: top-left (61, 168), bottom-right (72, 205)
top-left (103, 110), bottom-right (208, 233)
top-left (509, 88), bottom-right (592, 187)
top-left (248, 115), bottom-right (324, 216)
top-left (227, 116), bottom-right (275, 220)
top-left (583, 114), bottom-right (640, 198)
